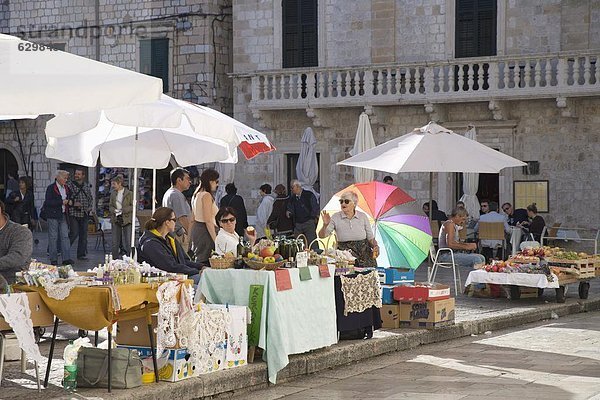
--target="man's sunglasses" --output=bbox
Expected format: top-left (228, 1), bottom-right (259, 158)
top-left (503, 207), bottom-right (510, 212)
top-left (339, 199), bottom-right (352, 205)
top-left (220, 217), bottom-right (236, 223)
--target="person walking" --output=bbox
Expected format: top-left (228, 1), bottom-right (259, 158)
top-left (267, 184), bottom-right (294, 237)
top-left (67, 168), bottom-right (93, 260)
top-left (219, 183), bottom-right (248, 236)
top-left (256, 184), bottom-right (275, 239)
top-left (6, 176), bottom-right (34, 226)
top-left (109, 175), bottom-right (133, 259)
top-left (287, 180), bottom-right (319, 248)
top-left (162, 167), bottom-right (192, 251)
top-left (190, 168), bottom-right (220, 264)
top-left (43, 170), bottom-right (73, 265)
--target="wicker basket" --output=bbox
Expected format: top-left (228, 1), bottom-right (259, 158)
top-left (209, 257), bottom-right (235, 269)
top-left (244, 258), bottom-right (286, 271)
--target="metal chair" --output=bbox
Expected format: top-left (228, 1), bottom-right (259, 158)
top-left (477, 221), bottom-right (507, 260)
top-left (88, 214), bottom-right (106, 252)
top-left (428, 244), bottom-right (461, 296)
top-left (429, 220), bottom-right (440, 247)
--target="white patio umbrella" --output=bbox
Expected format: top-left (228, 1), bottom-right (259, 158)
top-left (338, 121), bottom-right (527, 221)
top-left (459, 126), bottom-right (481, 219)
top-left (46, 95), bottom-right (275, 254)
top-left (0, 34), bottom-right (162, 115)
top-left (349, 112), bottom-right (376, 183)
top-left (296, 127), bottom-right (320, 200)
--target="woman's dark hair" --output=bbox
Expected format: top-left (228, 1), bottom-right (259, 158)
top-left (215, 206), bottom-right (236, 226)
top-left (527, 203), bottom-right (538, 213)
top-left (18, 176), bottom-right (31, 190)
top-left (145, 207), bottom-right (174, 230)
top-left (194, 168), bottom-right (219, 196)
top-left (225, 183), bottom-right (237, 195)
top-left (274, 184), bottom-right (287, 196)
top-left (260, 184), bottom-right (272, 194)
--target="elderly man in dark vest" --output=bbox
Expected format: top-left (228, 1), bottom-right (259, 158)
top-left (286, 180), bottom-right (319, 249)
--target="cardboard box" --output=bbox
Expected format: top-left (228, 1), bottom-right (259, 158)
top-left (380, 304), bottom-right (401, 329)
top-left (519, 287), bottom-right (539, 299)
top-left (376, 267), bottom-right (415, 285)
top-left (117, 345), bottom-right (198, 382)
top-left (381, 284), bottom-right (398, 305)
top-left (0, 292), bottom-right (54, 330)
top-left (393, 282), bottom-right (450, 302)
top-left (398, 298), bottom-right (455, 329)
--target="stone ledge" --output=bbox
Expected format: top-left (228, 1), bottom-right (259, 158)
top-left (72, 298), bottom-right (600, 400)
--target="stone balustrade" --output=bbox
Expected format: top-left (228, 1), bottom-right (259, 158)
top-left (243, 53), bottom-right (599, 110)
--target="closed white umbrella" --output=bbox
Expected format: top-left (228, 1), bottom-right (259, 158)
top-left (0, 34), bottom-right (162, 115)
top-left (214, 162), bottom-right (236, 205)
top-left (349, 112), bottom-right (376, 183)
top-left (459, 126), bottom-right (480, 219)
top-left (338, 121), bottom-right (527, 220)
top-left (296, 127), bottom-right (319, 200)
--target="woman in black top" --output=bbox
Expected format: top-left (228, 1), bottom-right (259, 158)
top-left (521, 203), bottom-right (545, 242)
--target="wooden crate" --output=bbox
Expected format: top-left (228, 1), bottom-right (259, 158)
top-left (547, 258), bottom-right (596, 279)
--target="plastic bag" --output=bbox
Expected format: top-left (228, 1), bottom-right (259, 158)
top-left (63, 337), bottom-right (93, 365)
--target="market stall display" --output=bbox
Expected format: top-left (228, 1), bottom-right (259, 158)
top-left (464, 245), bottom-right (599, 302)
top-left (197, 266), bottom-right (337, 384)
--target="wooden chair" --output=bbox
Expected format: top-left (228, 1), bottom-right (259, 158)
top-left (477, 222), bottom-right (506, 259)
top-left (430, 220), bottom-right (440, 246)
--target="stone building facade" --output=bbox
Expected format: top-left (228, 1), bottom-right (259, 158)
top-left (231, 0), bottom-right (600, 243)
top-left (0, 0), bottom-right (233, 212)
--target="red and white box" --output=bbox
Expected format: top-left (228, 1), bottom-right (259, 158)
top-left (393, 282), bottom-right (450, 302)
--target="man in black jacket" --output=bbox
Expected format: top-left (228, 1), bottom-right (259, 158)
top-left (219, 183), bottom-right (248, 236)
top-left (287, 180), bottom-right (319, 249)
top-left (67, 168), bottom-right (93, 260)
top-left (43, 170), bottom-right (73, 265)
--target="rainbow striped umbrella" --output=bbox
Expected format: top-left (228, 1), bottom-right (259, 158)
top-left (319, 181), bottom-right (432, 270)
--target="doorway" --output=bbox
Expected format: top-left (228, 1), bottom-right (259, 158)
top-left (455, 173), bottom-right (500, 204)
top-left (285, 153), bottom-right (321, 195)
top-left (0, 149), bottom-right (19, 199)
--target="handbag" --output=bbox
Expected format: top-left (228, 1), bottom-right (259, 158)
top-left (76, 347), bottom-right (142, 389)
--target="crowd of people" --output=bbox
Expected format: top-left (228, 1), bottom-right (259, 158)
top-left (433, 199), bottom-right (546, 268)
top-left (0, 167), bottom-right (548, 285)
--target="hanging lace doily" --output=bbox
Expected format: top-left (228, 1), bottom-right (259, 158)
top-left (0, 293), bottom-right (44, 363)
top-left (41, 278), bottom-right (84, 300)
top-left (340, 271), bottom-right (382, 316)
top-left (156, 281), bottom-right (182, 356)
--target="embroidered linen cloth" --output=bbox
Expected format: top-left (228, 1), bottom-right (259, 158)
top-left (339, 271), bottom-right (382, 316)
top-left (198, 265), bottom-right (337, 384)
top-left (0, 293), bottom-right (44, 363)
top-left (205, 304), bottom-right (249, 368)
top-left (465, 270), bottom-right (560, 289)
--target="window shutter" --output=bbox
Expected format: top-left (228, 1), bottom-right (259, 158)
top-left (283, 0), bottom-right (318, 68)
top-left (140, 38), bottom-right (169, 93)
top-left (455, 0), bottom-right (496, 58)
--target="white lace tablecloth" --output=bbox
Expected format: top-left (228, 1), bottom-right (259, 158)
top-left (465, 270), bottom-right (560, 289)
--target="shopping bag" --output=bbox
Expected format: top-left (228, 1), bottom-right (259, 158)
top-left (76, 347), bottom-right (142, 389)
top-left (299, 266), bottom-right (312, 281)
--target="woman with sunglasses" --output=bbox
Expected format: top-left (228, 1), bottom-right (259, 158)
top-left (318, 191), bottom-right (379, 267)
top-left (137, 207), bottom-right (203, 284)
top-left (190, 168), bottom-right (220, 264)
top-left (214, 207), bottom-right (256, 256)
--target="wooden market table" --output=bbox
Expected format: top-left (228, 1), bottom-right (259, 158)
top-left (13, 283), bottom-right (163, 391)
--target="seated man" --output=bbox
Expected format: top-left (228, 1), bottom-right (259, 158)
top-left (0, 200), bottom-right (33, 284)
top-left (475, 201), bottom-right (511, 262)
top-left (502, 202), bottom-right (528, 226)
top-left (438, 207), bottom-right (485, 268)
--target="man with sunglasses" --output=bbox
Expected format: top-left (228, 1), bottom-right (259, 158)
top-left (287, 180), bottom-right (319, 249)
top-left (162, 167), bottom-right (192, 250)
top-left (501, 202), bottom-right (529, 227)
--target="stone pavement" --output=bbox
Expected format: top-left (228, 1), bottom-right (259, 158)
top-left (236, 311), bottom-right (600, 400)
top-left (2, 230), bottom-right (597, 399)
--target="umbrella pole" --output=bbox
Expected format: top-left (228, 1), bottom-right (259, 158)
top-left (131, 166), bottom-right (138, 260)
top-left (152, 169), bottom-right (157, 213)
top-left (429, 172), bottom-right (433, 223)
top-left (131, 128), bottom-right (139, 260)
